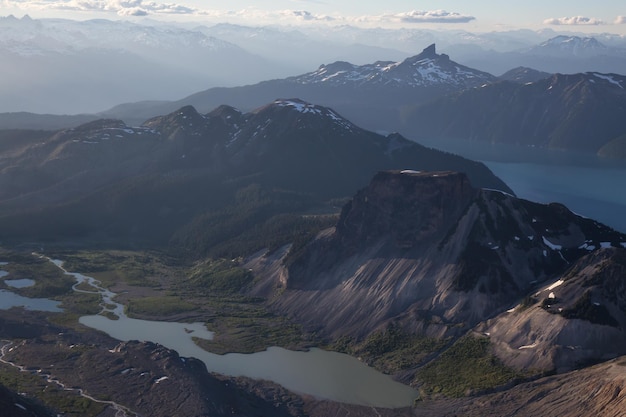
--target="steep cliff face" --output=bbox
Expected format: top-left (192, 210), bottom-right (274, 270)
top-left (480, 247), bottom-right (626, 372)
top-left (254, 170), bottom-right (626, 362)
top-left (284, 170), bottom-right (476, 291)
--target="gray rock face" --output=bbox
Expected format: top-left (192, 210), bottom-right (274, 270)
top-left (253, 170), bottom-right (626, 373)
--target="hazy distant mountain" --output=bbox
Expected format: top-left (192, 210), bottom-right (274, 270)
top-left (250, 169), bottom-right (626, 375)
top-left (403, 72), bottom-right (626, 155)
top-left (453, 35), bottom-right (626, 76)
top-left (526, 35), bottom-right (611, 57)
top-left (0, 99), bottom-right (510, 249)
top-left (102, 44), bottom-right (498, 132)
top-left (498, 66), bottom-right (552, 83)
top-left (198, 23), bottom-right (409, 70)
top-left (0, 15), bottom-right (288, 114)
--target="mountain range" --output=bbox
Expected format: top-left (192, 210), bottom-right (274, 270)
top-left (0, 99), bottom-right (509, 252)
top-left (97, 44), bottom-right (498, 130)
top-left (403, 72), bottom-right (626, 155)
top-left (0, 15), bottom-right (293, 114)
top-left (3, 14), bottom-right (626, 116)
top-left (452, 35), bottom-right (626, 75)
top-left (94, 43), bottom-right (626, 157)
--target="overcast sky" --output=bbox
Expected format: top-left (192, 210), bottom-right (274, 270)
top-left (2, 0), bottom-right (626, 34)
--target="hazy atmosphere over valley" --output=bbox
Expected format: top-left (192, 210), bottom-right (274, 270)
top-left (0, 1), bottom-right (626, 416)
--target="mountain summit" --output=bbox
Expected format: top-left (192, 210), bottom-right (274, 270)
top-left (288, 44), bottom-right (495, 89)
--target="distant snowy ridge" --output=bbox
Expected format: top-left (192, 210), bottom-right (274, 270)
top-left (287, 44), bottom-right (496, 88)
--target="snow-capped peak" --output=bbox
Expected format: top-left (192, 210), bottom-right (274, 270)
top-left (269, 99), bottom-right (356, 132)
top-left (286, 43), bottom-right (495, 89)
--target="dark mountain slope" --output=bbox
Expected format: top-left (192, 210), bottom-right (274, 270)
top-left (0, 100), bottom-right (510, 254)
top-left (403, 72), bottom-right (626, 154)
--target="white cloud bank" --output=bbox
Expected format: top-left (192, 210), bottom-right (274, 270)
top-left (543, 16), bottom-right (604, 26)
top-left (3, 0), bottom-right (195, 16)
top-left (3, 1), bottom-right (475, 26)
top-left (384, 10), bottom-right (475, 24)
top-left (616, 16), bottom-right (626, 25)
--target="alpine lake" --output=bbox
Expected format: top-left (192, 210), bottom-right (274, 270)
top-left (0, 254), bottom-right (418, 408)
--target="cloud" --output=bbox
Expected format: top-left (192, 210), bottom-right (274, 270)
top-left (117, 7), bottom-right (148, 16)
top-left (278, 10), bottom-right (335, 22)
top-left (3, 2), bottom-right (474, 26)
top-left (543, 16), bottom-right (604, 26)
top-left (3, 0), bottom-right (196, 16)
top-left (386, 10), bottom-right (476, 24)
top-left (615, 16), bottom-right (626, 24)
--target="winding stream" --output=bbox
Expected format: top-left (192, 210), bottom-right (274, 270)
top-left (0, 340), bottom-right (138, 417)
top-left (50, 259), bottom-right (418, 408)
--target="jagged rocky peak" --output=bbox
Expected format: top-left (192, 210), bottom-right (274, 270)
top-left (414, 43), bottom-right (438, 59)
top-left (142, 105), bottom-right (211, 139)
top-left (251, 98), bottom-right (356, 132)
top-left (337, 170), bottom-right (477, 247)
top-left (402, 43), bottom-right (453, 66)
top-left (207, 104), bottom-right (243, 121)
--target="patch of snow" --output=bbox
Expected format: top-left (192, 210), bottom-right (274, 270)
top-left (548, 292), bottom-right (556, 299)
top-left (622, 242), bottom-right (626, 248)
top-left (514, 236), bottom-right (520, 241)
top-left (592, 73), bottom-right (624, 89)
top-left (579, 242), bottom-right (596, 251)
top-left (518, 342), bottom-right (538, 350)
top-left (274, 99), bottom-right (322, 115)
top-left (121, 368), bottom-right (132, 375)
top-left (600, 242), bottom-right (612, 248)
top-left (546, 280), bottom-right (564, 291)
top-left (482, 188), bottom-right (515, 197)
top-left (543, 250), bottom-right (547, 257)
top-left (507, 307), bottom-right (517, 313)
top-left (14, 403), bottom-right (27, 411)
top-left (542, 236), bottom-right (562, 250)
top-left (528, 235), bottom-right (535, 241)
top-left (400, 170), bottom-right (421, 174)
top-left (154, 376), bottom-right (169, 384)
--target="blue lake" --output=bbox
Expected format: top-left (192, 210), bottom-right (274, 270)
top-left (418, 138), bottom-right (626, 233)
